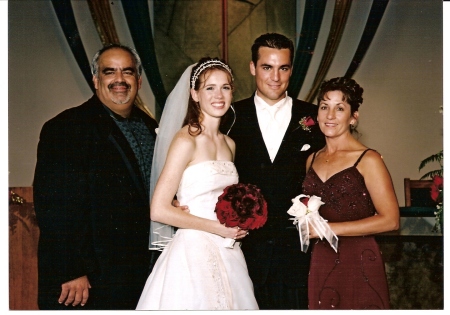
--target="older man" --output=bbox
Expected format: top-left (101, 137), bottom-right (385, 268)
top-left (33, 44), bottom-right (158, 310)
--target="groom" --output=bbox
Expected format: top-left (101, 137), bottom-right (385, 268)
top-left (223, 33), bottom-right (325, 309)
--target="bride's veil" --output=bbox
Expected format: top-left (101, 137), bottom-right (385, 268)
top-left (149, 64), bottom-right (195, 250)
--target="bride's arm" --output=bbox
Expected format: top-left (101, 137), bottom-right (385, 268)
top-left (150, 130), bottom-right (244, 239)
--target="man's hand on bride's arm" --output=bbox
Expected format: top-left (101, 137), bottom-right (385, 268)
top-left (59, 275), bottom-right (91, 307)
top-left (218, 223), bottom-right (249, 240)
top-left (172, 199), bottom-right (190, 213)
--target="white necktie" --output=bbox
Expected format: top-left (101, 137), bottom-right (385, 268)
top-left (264, 105), bottom-right (281, 161)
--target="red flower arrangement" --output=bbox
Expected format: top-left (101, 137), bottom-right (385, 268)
top-left (215, 183), bottom-right (268, 247)
top-left (430, 175), bottom-right (443, 202)
top-left (299, 116), bottom-right (315, 132)
top-left (430, 175), bottom-right (443, 233)
top-left (419, 149), bottom-right (443, 233)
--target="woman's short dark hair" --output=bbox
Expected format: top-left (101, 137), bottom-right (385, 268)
top-left (317, 77), bottom-right (364, 114)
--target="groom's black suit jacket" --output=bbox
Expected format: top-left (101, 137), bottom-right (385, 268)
top-left (224, 94), bottom-right (325, 288)
top-left (33, 95), bottom-right (158, 309)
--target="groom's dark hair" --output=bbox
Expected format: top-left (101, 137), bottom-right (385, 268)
top-left (251, 33), bottom-right (294, 66)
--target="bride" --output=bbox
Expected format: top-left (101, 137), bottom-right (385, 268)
top-left (136, 57), bottom-right (258, 310)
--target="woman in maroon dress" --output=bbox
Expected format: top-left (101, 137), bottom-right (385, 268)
top-left (302, 77), bottom-right (399, 309)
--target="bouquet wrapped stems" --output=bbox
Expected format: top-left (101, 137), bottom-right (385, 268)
top-left (288, 194), bottom-right (338, 253)
top-left (223, 238), bottom-right (237, 249)
top-left (293, 211), bottom-right (338, 253)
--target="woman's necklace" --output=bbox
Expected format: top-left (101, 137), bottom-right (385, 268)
top-left (324, 152), bottom-right (335, 163)
top-left (322, 147), bottom-right (336, 163)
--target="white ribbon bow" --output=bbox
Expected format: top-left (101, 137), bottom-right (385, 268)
top-left (287, 194), bottom-right (338, 253)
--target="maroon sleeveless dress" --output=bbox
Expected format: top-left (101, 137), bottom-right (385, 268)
top-left (302, 149), bottom-right (390, 309)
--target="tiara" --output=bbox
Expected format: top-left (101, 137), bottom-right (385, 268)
top-left (190, 60), bottom-right (233, 89)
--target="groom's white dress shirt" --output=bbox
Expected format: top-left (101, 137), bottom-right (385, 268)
top-left (254, 91), bottom-right (292, 162)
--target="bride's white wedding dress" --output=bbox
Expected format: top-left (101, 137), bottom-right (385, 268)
top-left (136, 160), bottom-right (258, 310)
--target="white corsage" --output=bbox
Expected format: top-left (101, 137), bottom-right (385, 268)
top-left (288, 194), bottom-right (338, 253)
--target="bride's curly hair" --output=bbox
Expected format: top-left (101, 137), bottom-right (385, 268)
top-left (183, 57), bottom-right (234, 136)
top-left (317, 77), bottom-right (364, 114)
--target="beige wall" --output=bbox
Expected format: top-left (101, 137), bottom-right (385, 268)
top-left (8, 0), bottom-right (443, 207)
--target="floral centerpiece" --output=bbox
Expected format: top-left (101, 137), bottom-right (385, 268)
top-left (215, 183), bottom-right (268, 248)
top-left (288, 194), bottom-right (338, 252)
top-left (419, 150), bottom-right (443, 233)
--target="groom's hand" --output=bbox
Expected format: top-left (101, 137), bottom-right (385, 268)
top-left (59, 275), bottom-right (91, 307)
top-left (172, 199), bottom-right (190, 213)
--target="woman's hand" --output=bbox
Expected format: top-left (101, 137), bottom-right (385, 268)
top-left (308, 223), bottom-right (319, 239)
top-left (234, 226), bottom-right (249, 240)
top-left (219, 223), bottom-right (249, 240)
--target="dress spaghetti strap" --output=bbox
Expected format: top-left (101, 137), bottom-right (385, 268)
top-left (309, 151), bottom-right (319, 171)
top-left (353, 148), bottom-right (375, 167)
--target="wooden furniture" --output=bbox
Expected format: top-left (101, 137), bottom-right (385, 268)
top-left (404, 178), bottom-right (434, 207)
top-left (376, 204), bottom-right (443, 309)
top-left (9, 187), bottom-right (39, 310)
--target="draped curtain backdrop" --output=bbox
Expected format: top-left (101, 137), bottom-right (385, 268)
top-left (51, 0), bottom-right (389, 116)
top-left (120, 1), bottom-right (167, 118)
top-left (301, 0), bottom-right (389, 102)
top-left (51, 0), bottom-right (94, 92)
top-left (51, 0), bottom-right (165, 119)
top-left (344, 0), bottom-right (389, 78)
top-left (304, 0), bottom-right (352, 103)
top-left (288, 0), bottom-right (327, 98)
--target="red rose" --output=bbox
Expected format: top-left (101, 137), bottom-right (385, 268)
top-left (215, 183), bottom-right (268, 230)
top-left (304, 116), bottom-right (315, 127)
top-left (300, 196), bottom-right (310, 207)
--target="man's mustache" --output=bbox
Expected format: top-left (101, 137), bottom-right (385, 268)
top-left (108, 82), bottom-right (131, 90)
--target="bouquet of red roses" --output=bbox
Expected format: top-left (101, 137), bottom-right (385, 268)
top-left (215, 183), bottom-right (268, 248)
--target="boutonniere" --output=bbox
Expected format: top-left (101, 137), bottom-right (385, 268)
top-left (299, 116), bottom-right (315, 132)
